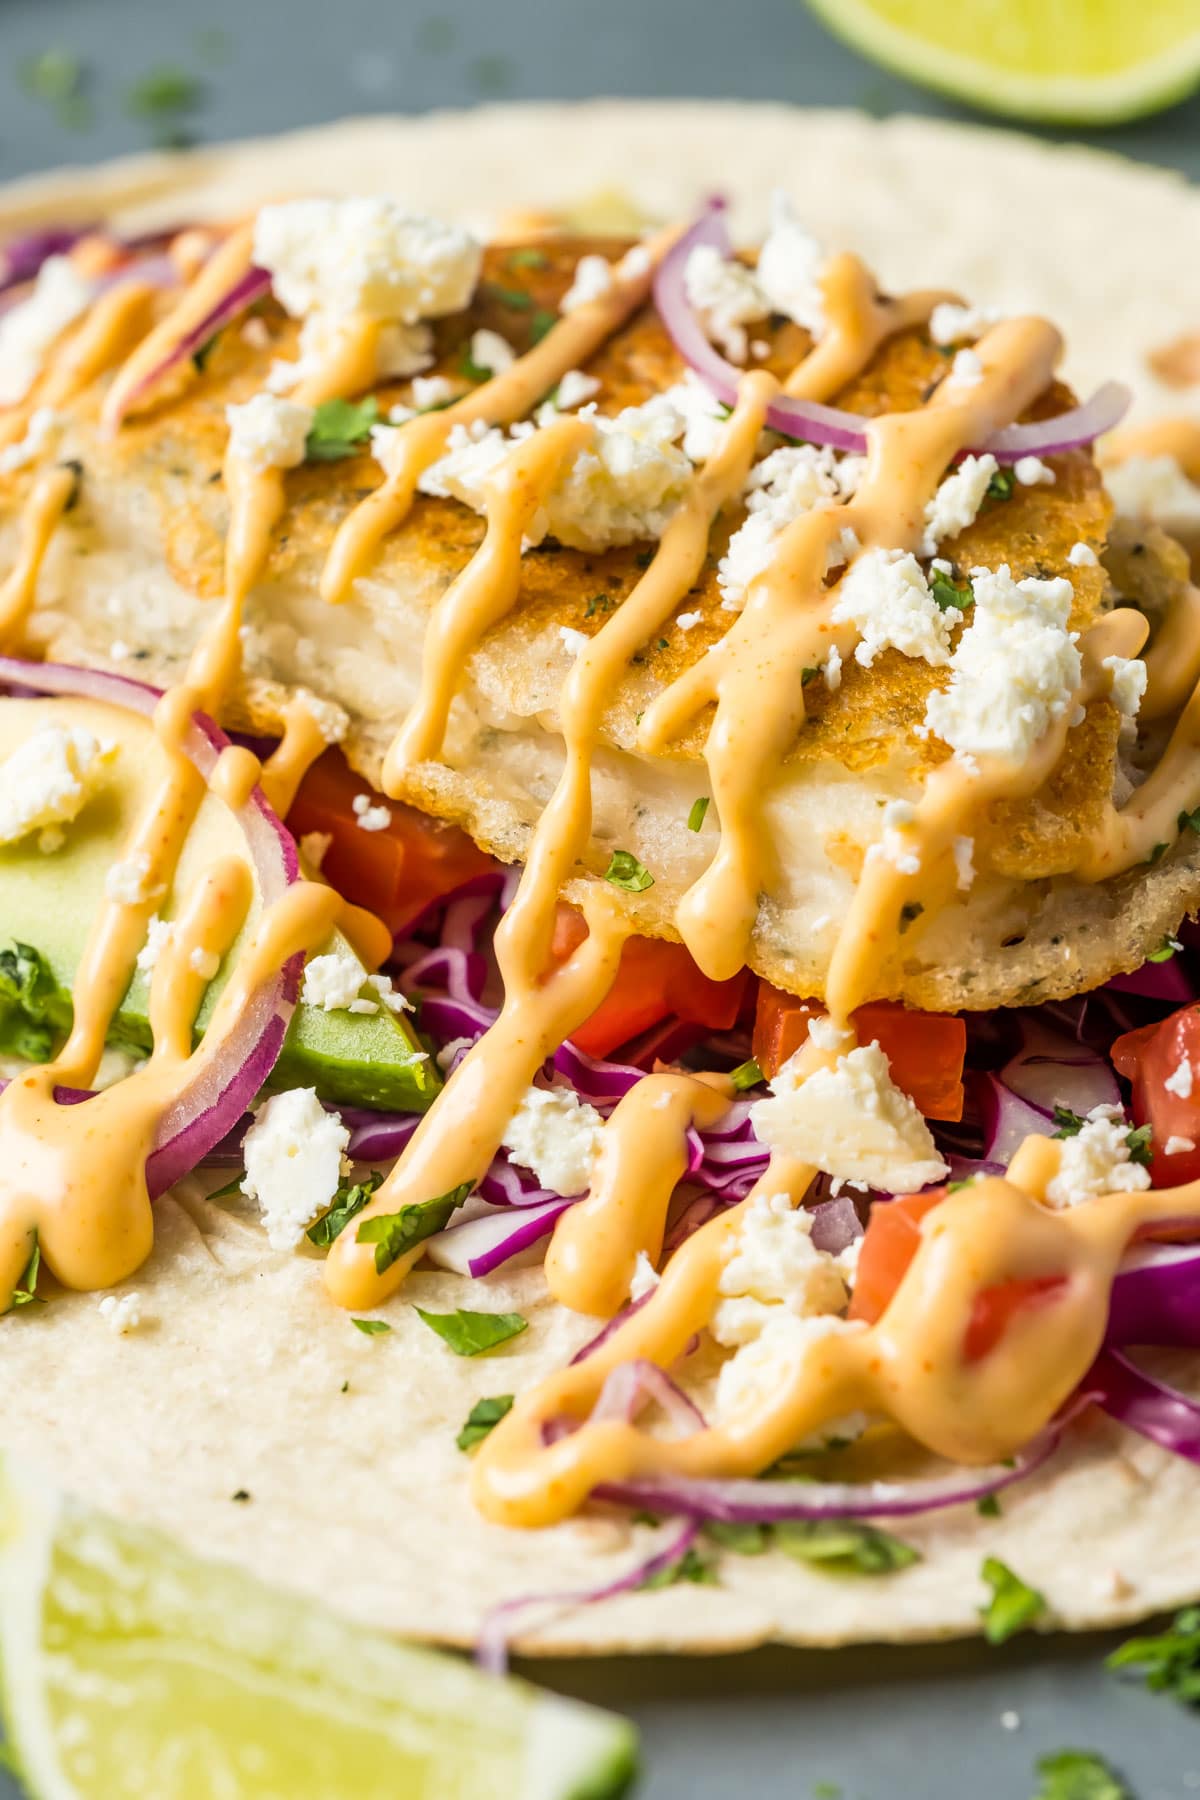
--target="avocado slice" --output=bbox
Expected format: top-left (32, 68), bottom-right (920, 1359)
top-left (0, 695), bottom-right (439, 1113)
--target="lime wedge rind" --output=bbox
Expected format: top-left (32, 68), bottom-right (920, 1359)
top-left (805, 0), bottom-right (1200, 125)
top-left (0, 1456), bottom-right (638, 1800)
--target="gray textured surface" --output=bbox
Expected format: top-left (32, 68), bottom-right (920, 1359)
top-left (2, 1), bottom-right (1200, 1795)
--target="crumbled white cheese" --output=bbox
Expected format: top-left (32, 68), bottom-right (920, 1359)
top-left (823, 644), bottom-right (843, 691)
top-left (1104, 454), bottom-right (1200, 540)
top-left (658, 372), bottom-right (729, 464)
top-left (410, 372), bottom-right (460, 410)
top-left (0, 723), bottom-right (114, 850)
top-left (98, 1292), bottom-right (142, 1334)
top-left (923, 564), bottom-right (1080, 763)
top-left (501, 1084), bottom-right (605, 1196)
top-left (109, 640), bottom-right (131, 661)
top-left (253, 199), bottom-right (480, 326)
top-left (134, 913), bottom-right (174, 976)
top-left (468, 327), bottom-right (515, 377)
top-left (618, 244), bottom-right (652, 282)
top-left (225, 392), bottom-right (313, 471)
top-left (367, 970), bottom-right (413, 1014)
top-left (1014, 454), bottom-right (1055, 487)
top-left (717, 442), bottom-right (859, 610)
top-left (929, 302), bottom-right (1000, 346)
top-left (1103, 654), bottom-right (1147, 725)
top-left (189, 946), bottom-right (220, 981)
top-left (560, 253), bottom-right (615, 314)
top-left (436, 1034), bottom-right (474, 1071)
top-left (921, 452), bottom-right (997, 556)
top-left (352, 791), bottom-right (392, 833)
top-left (105, 853), bottom-right (158, 907)
top-left (676, 609), bottom-right (703, 631)
top-left (269, 311), bottom-right (433, 395)
top-left (420, 402), bottom-right (694, 552)
top-left (948, 347), bottom-right (985, 389)
top-left (554, 369), bottom-right (602, 411)
top-left (1165, 1054), bottom-right (1194, 1099)
top-left (559, 626), bottom-right (589, 657)
top-left (0, 405), bottom-right (62, 473)
top-left (241, 1088), bottom-right (351, 1250)
top-left (715, 1313), bottom-right (864, 1421)
top-left (1165, 1134), bottom-right (1196, 1155)
top-left (710, 1190), bottom-right (848, 1348)
top-left (630, 1250), bottom-right (660, 1302)
top-left (755, 191), bottom-right (826, 338)
top-left (751, 1040), bottom-right (948, 1193)
top-left (873, 797), bottom-right (921, 876)
top-left (0, 255), bottom-right (94, 405)
top-left (294, 688), bottom-right (348, 748)
top-left (1045, 1110), bottom-right (1151, 1209)
top-left (953, 835), bottom-right (976, 891)
top-left (832, 548), bottom-right (957, 668)
top-left (299, 829), bottom-right (332, 870)
top-left (301, 948), bottom-right (371, 1013)
top-left (684, 243), bottom-right (769, 363)
top-left (1067, 541), bottom-right (1099, 567)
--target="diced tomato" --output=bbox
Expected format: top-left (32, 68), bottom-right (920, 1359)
top-left (752, 983), bottom-right (966, 1122)
top-left (288, 749), bottom-right (495, 938)
top-left (849, 1188), bottom-right (1066, 1359)
top-left (1112, 1003), bottom-right (1200, 1187)
top-left (550, 907), bottom-right (749, 1060)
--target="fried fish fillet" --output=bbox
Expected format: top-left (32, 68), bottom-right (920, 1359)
top-left (10, 236), bottom-right (1199, 1011)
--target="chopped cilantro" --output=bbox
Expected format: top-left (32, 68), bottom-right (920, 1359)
top-left (458, 345), bottom-right (492, 383)
top-left (305, 396), bottom-right (380, 462)
top-left (415, 1307), bottom-right (528, 1356)
top-left (585, 593), bottom-right (615, 619)
top-left (929, 567), bottom-right (973, 612)
top-left (1179, 806), bottom-right (1200, 834)
top-left (986, 467), bottom-right (1015, 502)
top-left (124, 66), bottom-right (202, 144)
top-left (484, 282), bottom-right (533, 312)
top-left (1052, 1104), bottom-right (1086, 1138)
top-left (703, 1521), bottom-right (769, 1555)
top-left (979, 1555), bottom-right (1045, 1643)
top-left (634, 550), bottom-right (654, 570)
top-left (801, 667), bottom-right (819, 686)
top-left (306, 1171), bottom-right (384, 1249)
top-left (192, 330), bottom-right (222, 373)
top-left (1147, 841), bottom-right (1168, 865)
top-left (947, 1177), bottom-right (978, 1193)
top-left (812, 1785), bottom-right (843, 1800)
top-left (687, 797), bottom-right (710, 832)
top-left (729, 1058), bottom-right (764, 1092)
top-left (604, 850), bottom-right (654, 893)
top-left (638, 1545), bottom-right (718, 1590)
top-left (19, 49), bottom-right (91, 126)
top-left (529, 308), bottom-right (557, 344)
top-left (774, 1520), bottom-right (919, 1575)
top-left (351, 1317), bottom-right (392, 1336)
top-left (0, 942), bottom-right (72, 1063)
top-left (456, 1394), bottom-right (515, 1451)
top-left (898, 901), bottom-right (924, 933)
top-left (355, 1181), bottom-right (472, 1274)
top-left (1032, 1748), bottom-right (1131, 1800)
top-left (1147, 936), bottom-right (1179, 962)
top-left (204, 1174), bottom-right (244, 1201)
top-left (1125, 1123), bottom-right (1153, 1167)
top-left (507, 247), bottom-right (550, 272)
top-left (976, 1493), bottom-right (1002, 1518)
top-left (1107, 1604), bottom-right (1200, 1706)
top-left (7, 1234), bottom-right (42, 1313)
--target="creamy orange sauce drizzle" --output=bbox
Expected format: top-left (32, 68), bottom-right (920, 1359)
top-left (259, 696), bottom-right (332, 819)
top-left (6, 209), bottom-right (1200, 1532)
top-left (1103, 416), bottom-right (1200, 483)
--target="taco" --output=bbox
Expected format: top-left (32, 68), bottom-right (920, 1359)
top-left (1, 103), bottom-right (1199, 1660)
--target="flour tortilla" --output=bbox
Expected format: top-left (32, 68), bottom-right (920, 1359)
top-left (3, 103), bottom-right (1200, 1654)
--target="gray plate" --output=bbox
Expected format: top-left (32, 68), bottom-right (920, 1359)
top-left (2, 0), bottom-right (1199, 1792)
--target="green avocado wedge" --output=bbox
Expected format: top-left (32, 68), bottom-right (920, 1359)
top-left (0, 695), bottom-right (438, 1113)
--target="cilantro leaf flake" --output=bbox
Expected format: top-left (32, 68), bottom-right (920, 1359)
top-left (604, 850), bottom-right (654, 893)
top-left (638, 1545), bottom-right (718, 1590)
top-left (306, 1170), bottom-right (384, 1249)
top-left (7, 1234), bottom-right (42, 1313)
top-left (0, 942), bottom-right (72, 1063)
top-left (1032, 1748), bottom-right (1131, 1800)
top-left (979, 1555), bottom-right (1045, 1643)
top-left (1107, 1604), bottom-right (1200, 1706)
top-left (355, 1181), bottom-right (472, 1274)
top-left (775, 1520), bottom-right (919, 1575)
top-left (687, 797), bottom-right (709, 832)
top-left (415, 1307), bottom-right (528, 1357)
top-left (305, 396), bottom-right (380, 463)
top-left (929, 567), bottom-right (973, 613)
top-left (456, 1394), bottom-right (515, 1451)
top-left (351, 1317), bottom-right (392, 1336)
top-left (729, 1058), bottom-right (764, 1092)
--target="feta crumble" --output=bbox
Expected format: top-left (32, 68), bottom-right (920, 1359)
top-left (630, 1250), bottom-right (661, 1302)
top-left (240, 1087), bottom-right (351, 1250)
top-left (560, 253), bottom-right (615, 314)
top-left (0, 405), bottom-right (62, 473)
top-left (755, 191), bottom-right (826, 338)
top-left (301, 948), bottom-right (372, 1013)
top-left (823, 644), bottom-right (843, 691)
top-left (98, 1293), bottom-right (142, 1334)
top-left (1067, 541), bottom-right (1099, 567)
top-left (832, 548), bottom-right (957, 667)
top-left (948, 348), bottom-right (985, 389)
top-left (676, 609), bottom-right (703, 631)
top-left (1104, 454), bottom-right (1200, 541)
top-left (1045, 1109), bottom-right (1151, 1208)
top-left (501, 1084), bottom-right (605, 1196)
top-left (1165, 1054), bottom-right (1194, 1099)
top-left (923, 564), bottom-right (1080, 763)
top-left (715, 1313), bottom-right (865, 1424)
top-left (554, 369), bottom-right (602, 411)
top-left (751, 1040), bottom-right (948, 1193)
top-left (0, 255), bottom-right (94, 405)
top-left (717, 442), bottom-right (860, 610)
top-left (367, 971), bottom-right (413, 1015)
top-left (105, 853), bottom-right (158, 907)
top-left (411, 373), bottom-right (461, 410)
top-left (1103, 654), bottom-right (1147, 725)
top-left (1014, 454), bottom-right (1055, 487)
top-left (684, 243), bottom-right (769, 363)
top-left (953, 835), bottom-right (976, 891)
top-left (657, 371), bottom-right (730, 464)
top-left (873, 798), bottom-right (921, 876)
top-left (559, 626), bottom-right (589, 657)
top-left (225, 393), bottom-right (313, 471)
top-left (0, 723), bottom-right (114, 850)
top-left (189, 946), bottom-right (220, 981)
top-left (1166, 1135), bottom-right (1196, 1155)
top-left (134, 913), bottom-right (174, 976)
top-left (253, 198), bottom-right (480, 326)
top-left (710, 1190), bottom-right (848, 1348)
top-left (468, 327), bottom-right (515, 376)
top-left (921, 453), bottom-right (997, 556)
top-left (352, 791), bottom-right (392, 833)
top-left (929, 302), bottom-right (1000, 347)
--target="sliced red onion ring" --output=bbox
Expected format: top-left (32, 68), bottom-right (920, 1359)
top-left (1092, 1348), bottom-right (1200, 1464)
top-left (810, 1193), bottom-right (864, 1255)
top-left (475, 1517), bottom-right (699, 1676)
top-left (592, 1358), bottom-right (707, 1434)
top-left (1107, 1243), bottom-right (1200, 1349)
top-left (654, 204), bottom-right (1130, 461)
top-left (979, 1072), bottom-right (1054, 1167)
top-left (108, 263), bottom-right (271, 427)
top-left (425, 1194), bottom-right (575, 1278)
top-left (0, 655), bottom-right (299, 1193)
top-left (999, 1016), bottom-right (1120, 1119)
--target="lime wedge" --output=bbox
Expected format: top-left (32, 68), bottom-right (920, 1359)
top-left (0, 1460), bottom-right (637, 1800)
top-left (804, 0), bottom-right (1200, 123)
